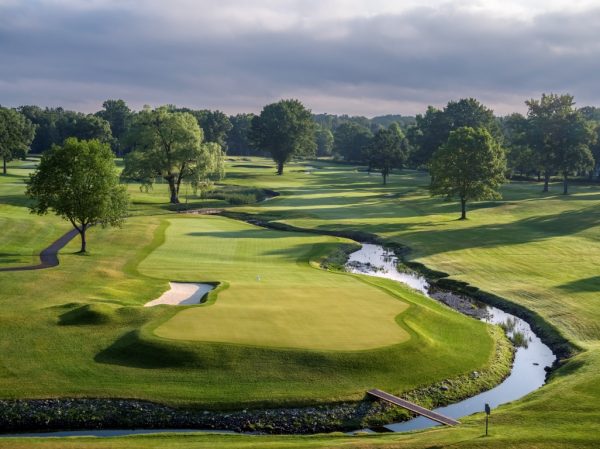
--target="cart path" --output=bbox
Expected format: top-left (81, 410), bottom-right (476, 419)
top-left (367, 389), bottom-right (460, 426)
top-left (0, 228), bottom-right (79, 272)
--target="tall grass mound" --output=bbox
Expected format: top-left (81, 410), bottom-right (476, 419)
top-left (201, 185), bottom-right (272, 205)
top-left (58, 303), bottom-right (120, 326)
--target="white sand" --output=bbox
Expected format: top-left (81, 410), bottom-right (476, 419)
top-left (144, 282), bottom-right (214, 307)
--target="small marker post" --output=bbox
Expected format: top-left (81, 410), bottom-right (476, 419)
top-left (484, 403), bottom-right (491, 436)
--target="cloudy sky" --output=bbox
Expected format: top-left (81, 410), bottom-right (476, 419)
top-left (1, 0), bottom-right (599, 116)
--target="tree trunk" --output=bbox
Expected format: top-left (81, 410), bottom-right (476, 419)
top-left (166, 177), bottom-right (179, 203)
top-left (460, 198), bottom-right (467, 220)
top-left (537, 171), bottom-right (541, 182)
top-left (79, 226), bottom-right (87, 253)
top-left (2, 157), bottom-right (6, 175)
top-left (382, 171), bottom-right (387, 185)
top-left (563, 173), bottom-right (568, 195)
top-left (277, 161), bottom-right (284, 175)
top-left (543, 172), bottom-right (550, 192)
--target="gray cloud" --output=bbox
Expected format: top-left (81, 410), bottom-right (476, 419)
top-left (0, 1), bottom-right (599, 116)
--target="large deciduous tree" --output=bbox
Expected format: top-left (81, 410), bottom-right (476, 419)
top-left (526, 94), bottom-right (595, 193)
top-left (408, 99), bottom-right (500, 167)
top-left (430, 127), bottom-right (506, 220)
top-left (250, 99), bottom-right (316, 175)
top-left (315, 126), bottom-right (334, 157)
top-left (122, 107), bottom-right (225, 204)
top-left (227, 113), bottom-right (255, 156)
top-left (95, 99), bottom-right (133, 155)
top-left (501, 113), bottom-right (539, 178)
top-left (332, 122), bottom-right (373, 162)
top-left (193, 110), bottom-right (232, 151)
top-left (26, 138), bottom-right (129, 253)
top-left (0, 107), bottom-right (36, 175)
top-left (368, 124), bottom-right (408, 185)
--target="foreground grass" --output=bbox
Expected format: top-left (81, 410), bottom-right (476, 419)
top-left (2, 158), bottom-right (600, 447)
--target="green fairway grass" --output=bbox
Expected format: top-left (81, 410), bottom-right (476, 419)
top-left (2, 157), bottom-right (600, 448)
top-left (0, 158), bottom-right (498, 410)
top-left (142, 215), bottom-right (409, 350)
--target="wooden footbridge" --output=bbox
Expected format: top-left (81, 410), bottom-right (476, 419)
top-left (367, 389), bottom-right (460, 426)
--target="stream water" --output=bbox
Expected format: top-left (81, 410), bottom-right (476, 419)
top-left (346, 243), bottom-right (556, 432)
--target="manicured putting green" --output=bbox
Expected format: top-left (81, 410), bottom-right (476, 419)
top-left (140, 215), bottom-right (410, 350)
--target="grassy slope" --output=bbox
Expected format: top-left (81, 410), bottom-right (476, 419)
top-left (3, 158), bottom-right (600, 447)
top-left (143, 215), bottom-right (409, 350)
top-left (0, 159), bottom-right (495, 409)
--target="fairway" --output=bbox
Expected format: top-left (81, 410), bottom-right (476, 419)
top-left (141, 216), bottom-right (409, 350)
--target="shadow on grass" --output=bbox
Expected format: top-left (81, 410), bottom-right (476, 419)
top-left (95, 330), bottom-right (202, 369)
top-left (557, 276), bottom-right (600, 293)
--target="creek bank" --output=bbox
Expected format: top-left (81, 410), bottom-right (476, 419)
top-left (0, 398), bottom-right (401, 436)
top-left (345, 243), bottom-right (555, 432)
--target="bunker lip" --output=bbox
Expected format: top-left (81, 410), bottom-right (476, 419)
top-left (144, 282), bottom-right (215, 307)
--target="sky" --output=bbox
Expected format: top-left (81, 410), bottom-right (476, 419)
top-left (1, 0), bottom-right (599, 116)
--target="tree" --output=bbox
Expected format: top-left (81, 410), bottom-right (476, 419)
top-left (554, 116), bottom-right (594, 194)
top-left (408, 99), bottom-right (500, 167)
top-left (250, 99), bottom-right (316, 175)
top-left (95, 99), bottom-right (132, 155)
top-left (315, 126), bottom-right (334, 157)
top-left (18, 105), bottom-right (60, 153)
top-left (430, 127), bottom-right (506, 220)
top-left (26, 138), bottom-right (129, 253)
top-left (589, 124), bottom-right (600, 180)
top-left (526, 94), bottom-right (595, 193)
top-left (122, 106), bottom-right (225, 203)
top-left (194, 110), bottom-right (232, 151)
top-left (333, 122), bottom-right (373, 162)
top-left (368, 124), bottom-right (408, 185)
top-left (227, 113), bottom-right (255, 155)
top-left (501, 113), bottom-right (539, 178)
top-left (0, 107), bottom-right (36, 174)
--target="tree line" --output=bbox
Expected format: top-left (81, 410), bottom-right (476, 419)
top-left (3, 93), bottom-right (600, 230)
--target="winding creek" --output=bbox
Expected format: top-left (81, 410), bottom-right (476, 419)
top-left (1, 241), bottom-right (556, 438)
top-left (347, 243), bottom-right (556, 432)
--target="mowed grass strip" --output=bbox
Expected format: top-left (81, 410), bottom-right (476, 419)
top-left (140, 215), bottom-right (409, 350)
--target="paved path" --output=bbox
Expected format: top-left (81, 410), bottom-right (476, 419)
top-left (367, 388), bottom-right (460, 426)
top-left (0, 229), bottom-right (79, 272)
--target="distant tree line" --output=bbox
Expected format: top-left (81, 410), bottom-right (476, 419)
top-left (4, 94), bottom-right (599, 204)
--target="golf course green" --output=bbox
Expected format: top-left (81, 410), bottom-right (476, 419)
top-left (1, 157), bottom-right (599, 447)
top-left (142, 215), bottom-right (409, 350)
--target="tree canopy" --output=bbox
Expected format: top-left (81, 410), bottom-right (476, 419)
top-left (250, 99), bottom-right (316, 175)
top-left (0, 107), bottom-right (36, 174)
top-left (122, 106), bottom-right (225, 203)
top-left (409, 99), bottom-right (500, 167)
top-left (26, 138), bottom-right (129, 253)
top-left (95, 99), bottom-right (133, 155)
top-left (18, 106), bottom-right (112, 153)
top-left (430, 127), bottom-right (506, 220)
top-left (333, 122), bottom-right (373, 162)
top-left (526, 94), bottom-right (595, 193)
top-left (315, 126), bottom-right (334, 157)
top-left (368, 123), bottom-right (408, 185)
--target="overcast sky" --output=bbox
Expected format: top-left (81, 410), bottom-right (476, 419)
top-left (1, 0), bottom-right (599, 116)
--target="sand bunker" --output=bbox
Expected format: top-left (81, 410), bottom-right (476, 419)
top-left (144, 282), bottom-right (214, 307)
